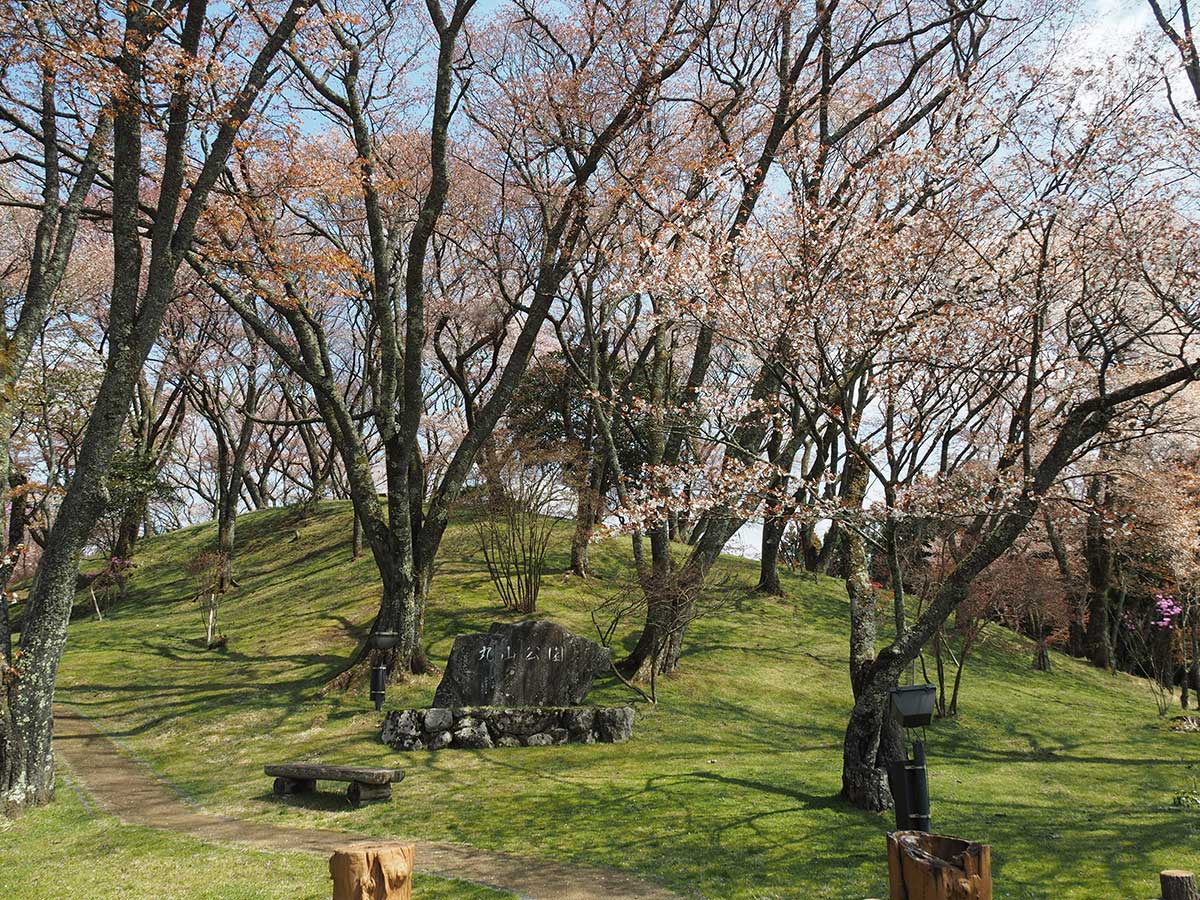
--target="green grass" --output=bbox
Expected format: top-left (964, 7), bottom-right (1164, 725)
top-left (18, 501), bottom-right (1200, 898)
top-left (0, 776), bottom-right (510, 900)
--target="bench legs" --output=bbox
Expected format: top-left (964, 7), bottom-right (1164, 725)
top-left (347, 781), bottom-right (392, 808)
top-left (272, 775), bottom-right (392, 807)
top-left (273, 776), bottom-right (316, 796)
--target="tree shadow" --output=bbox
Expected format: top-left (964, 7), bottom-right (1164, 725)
top-left (254, 787), bottom-right (357, 812)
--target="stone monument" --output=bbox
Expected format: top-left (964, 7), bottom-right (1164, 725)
top-left (432, 620), bottom-right (611, 708)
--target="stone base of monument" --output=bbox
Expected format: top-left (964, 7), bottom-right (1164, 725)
top-left (380, 706), bottom-right (634, 751)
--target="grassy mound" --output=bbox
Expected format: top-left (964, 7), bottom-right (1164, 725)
top-left (28, 501), bottom-right (1200, 898)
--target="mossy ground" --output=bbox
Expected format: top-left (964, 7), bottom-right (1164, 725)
top-left (9, 501), bottom-right (1199, 898)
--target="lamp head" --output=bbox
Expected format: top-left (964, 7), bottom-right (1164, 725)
top-left (890, 684), bottom-right (936, 728)
top-left (368, 631), bottom-right (400, 651)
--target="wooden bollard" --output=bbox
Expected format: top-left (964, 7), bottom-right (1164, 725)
top-left (886, 831), bottom-right (991, 900)
top-left (1162, 870), bottom-right (1200, 900)
top-left (330, 842), bottom-right (414, 900)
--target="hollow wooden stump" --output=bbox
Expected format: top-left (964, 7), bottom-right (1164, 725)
top-left (887, 831), bottom-right (991, 900)
top-left (329, 842), bottom-right (414, 900)
top-left (1162, 870), bottom-right (1199, 900)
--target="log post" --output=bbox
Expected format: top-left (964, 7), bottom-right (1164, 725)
top-left (1162, 870), bottom-right (1200, 900)
top-left (346, 781), bottom-right (392, 807)
top-left (330, 842), bottom-right (414, 900)
top-left (887, 831), bottom-right (991, 900)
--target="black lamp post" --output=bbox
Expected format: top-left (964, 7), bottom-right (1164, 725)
top-left (367, 632), bottom-right (400, 711)
top-left (888, 683), bottom-right (936, 833)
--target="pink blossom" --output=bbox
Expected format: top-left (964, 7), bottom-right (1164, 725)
top-left (1152, 593), bottom-right (1183, 630)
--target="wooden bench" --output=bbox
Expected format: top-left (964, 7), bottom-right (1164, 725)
top-left (265, 763), bottom-right (405, 807)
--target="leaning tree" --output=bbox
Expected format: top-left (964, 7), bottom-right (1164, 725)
top-left (0, 0), bottom-right (312, 813)
top-left (827, 65), bottom-right (1200, 809)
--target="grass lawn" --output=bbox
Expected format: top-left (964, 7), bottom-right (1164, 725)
top-left (16, 501), bottom-right (1200, 899)
top-left (0, 776), bottom-right (511, 900)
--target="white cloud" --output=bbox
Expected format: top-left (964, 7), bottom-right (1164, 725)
top-left (1070, 0), bottom-right (1153, 66)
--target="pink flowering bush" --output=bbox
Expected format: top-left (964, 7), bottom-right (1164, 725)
top-left (1153, 593), bottom-right (1184, 630)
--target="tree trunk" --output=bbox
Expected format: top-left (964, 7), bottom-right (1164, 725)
top-left (0, 588), bottom-right (10, 669)
top-left (757, 515), bottom-right (785, 596)
top-left (947, 629), bottom-right (978, 717)
top-left (217, 507), bottom-right (236, 592)
top-left (1033, 636), bottom-right (1051, 672)
top-left (1083, 475), bottom-right (1113, 669)
top-left (7, 471), bottom-right (28, 554)
top-left (619, 525), bottom-right (674, 681)
top-left (841, 666), bottom-right (905, 811)
top-left (655, 518), bottom-right (742, 674)
top-left (409, 564), bottom-right (434, 675)
top-left (847, 530), bottom-right (876, 700)
top-left (478, 440), bottom-right (507, 508)
top-left (0, 313), bottom-right (158, 811)
top-left (352, 513), bottom-right (364, 560)
top-left (1161, 870), bottom-right (1200, 900)
top-left (0, 437), bottom-right (18, 660)
top-left (842, 437), bottom-right (875, 698)
top-left (802, 522), bottom-right (822, 571)
top-left (569, 510), bottom-right (593, 577)
top-left (840, 430), bottom-right (905, 811)
top-left (112, 500), bottom-right (143, 561)
top-left (0, 0), bottom-right (307, 812)
top-left (569, 454), bottom-right (602, 578)
top-left (1043, 511), bottom-right (1084, 657)
top-left (1190, 619), bottom-right (1199, 711)
top-left (216, 399), bottom-right (254, 593)
top-left (369, 560), bottom-right (418, 681)
top-left (816, 520), bottom-right (844, 578)
top-left (1182, 614), bottom-right (1191, 709)
top-left (659, 576), bottom-right (696, 674)
top-left (0, 46), bottom-right (113, 815)
top-left (1, 252), bottom-right (170, 806)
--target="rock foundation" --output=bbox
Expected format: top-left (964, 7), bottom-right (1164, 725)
top-left (381, 706), bottom-right (634, 751)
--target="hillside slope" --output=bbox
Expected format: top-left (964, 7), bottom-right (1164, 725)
top-left (40, 501), bottom-right (1200, 899)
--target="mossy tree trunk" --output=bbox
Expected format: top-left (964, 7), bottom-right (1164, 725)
top-left (0, 51), bottom-right (111, 670)
top-left (0, 76), bottom-right (110, 812)
top-left (0, 0), bottom-right (309, 812)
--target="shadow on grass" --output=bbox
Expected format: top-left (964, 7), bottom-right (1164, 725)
top-left (655, 770), bottom-right (844, 810)
top-left (145, 639), bottom-right (347, 672)
top-left (255, 788), bottom-right (358, 812)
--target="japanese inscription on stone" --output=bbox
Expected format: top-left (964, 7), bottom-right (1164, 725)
top-left (432, 620), bottom-right (611, 707)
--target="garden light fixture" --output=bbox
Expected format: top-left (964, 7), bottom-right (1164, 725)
top-left (890, 684), bottom-right (936, 728)
top-left (368, 631), bottom-right (400, 711)
top-left (888, 683), bottom-right (936, 833)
